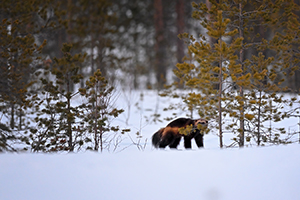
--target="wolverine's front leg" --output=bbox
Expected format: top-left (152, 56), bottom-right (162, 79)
top-left (183, 136), bottom-right (192, 149)
top-left (194, 132), bottom-right (204, 148)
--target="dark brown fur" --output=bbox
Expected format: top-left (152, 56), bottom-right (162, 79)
top-left (152, 118), bottom-right (208, 149)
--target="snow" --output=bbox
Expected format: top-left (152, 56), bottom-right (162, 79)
top-left (1, 145), bottom-right (300, 200)
top-left (1, 90), bottom-right (300, 200)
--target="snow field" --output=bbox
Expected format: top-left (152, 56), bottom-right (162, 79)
top-left (0, 144), bottom-right (299, 200)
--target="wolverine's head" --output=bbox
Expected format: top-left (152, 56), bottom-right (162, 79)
top-left (194, 119), bottom-right (208, 129)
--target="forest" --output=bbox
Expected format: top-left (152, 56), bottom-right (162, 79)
top-left (1, 0), bottom-right (300, 152)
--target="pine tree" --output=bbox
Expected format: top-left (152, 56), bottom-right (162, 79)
top-left (174, 3), bottom-right (243, 148)
top-left (79, 69), bottom-right (126, 152)
top-left (31, 43), bottom-right (86, 152)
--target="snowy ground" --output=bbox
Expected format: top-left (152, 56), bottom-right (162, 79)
top-left (1, 90), bottom-right (300, 200)
top-left (1, 145), bottom-right (300, 200)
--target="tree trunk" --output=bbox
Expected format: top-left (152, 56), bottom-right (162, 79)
top-left (238, 2), bottom-right (245, 147)
top-left (154, 0), bottom-right (166, 89)
top-left (67, 77), bottom-right (73, 152)
top-left (176, 0), bottom-right (184, 63)
top-left (10, 103), bottom-right (14, 129)
top-left (257, 90), bottom-right (262, 146)
top-left (219, 40), bottom-right (223, 148)
top-left (94, 84), bottom-right (99, 151)
top-left (67, 0), bottom-right (74, 92)
top-left (175, 0), bottom-right (185, 88)
top-left (67, 96), bottom-right (73, 151)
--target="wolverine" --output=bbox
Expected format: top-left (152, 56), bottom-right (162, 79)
top-left (152, 118), bottom-right (208, 149)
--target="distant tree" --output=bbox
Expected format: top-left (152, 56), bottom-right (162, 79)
top-left (109, 0), bottom-right (154, 89)
top-left (69, 0), bottom-right (118, 79)
top-left (269, 0), bottom-right (300, 92)
top-left (108, 0), bottom-right (197, 89)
